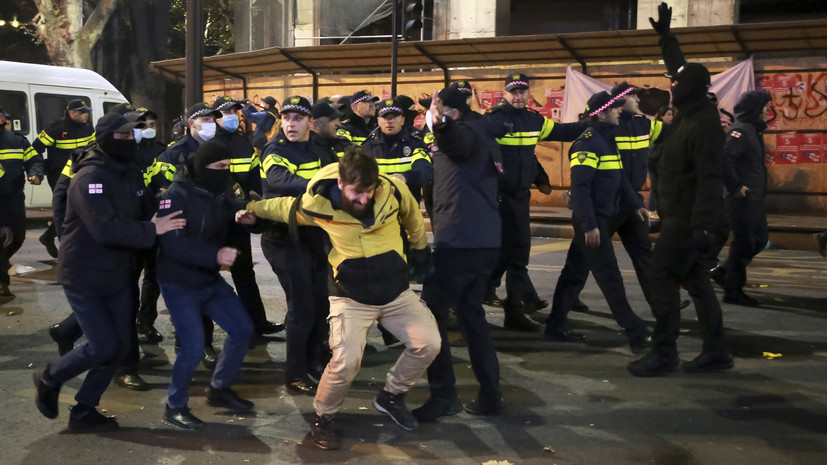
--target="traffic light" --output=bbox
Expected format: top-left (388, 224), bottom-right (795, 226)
top-left (402, 1), bottom-right (423, 41)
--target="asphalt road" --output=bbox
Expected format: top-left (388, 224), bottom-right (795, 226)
top-left (2, 228), bottom-right (826, 465)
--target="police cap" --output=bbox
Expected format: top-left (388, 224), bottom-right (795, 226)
top-left (351, 90), bottom-right (379, 105)
top-left (281, 96), bottom-right (312, 116)
top-left (585, 91), bottom-right (625, 117)
top-left (611, 82), bottom-right (643, 99)
top-left (505, 73), bottom-right (530, 92)
top-left (186, 102), bottom-right (221, 120)
top-left (213, 96), bottom-right (244, 113)
top-left (376, 98), bottom-right (404, 118)
top-left (438, 87), bottom-right (470, 114)
top-left (450, 80), bottom-right (473, 96)
top-left (95, 113), bottom-right (145, 140)
top-left (311, 100), bottom-right (345, 120)
top-left (67, 99), bottom-right (92, 113)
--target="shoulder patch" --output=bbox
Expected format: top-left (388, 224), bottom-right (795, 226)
top-left (88, 183), bottom-right (103, 194)
top-left (583, 131), bottom-right (593, 139)
top-left (730, 131), bottom-right (741, 138)
top-left (159, 199), bottom-right (172, 209)
top-left (577, 152), bottom-right (587, 163)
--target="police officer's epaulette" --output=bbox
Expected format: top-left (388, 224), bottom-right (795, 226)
top-left (167, 138), bottom-right (185, 148)
top-left (578, 128), bottom-right (595, 141)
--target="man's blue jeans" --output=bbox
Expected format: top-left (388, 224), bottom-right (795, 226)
top-left (160, 278), bottom-right (254, 408)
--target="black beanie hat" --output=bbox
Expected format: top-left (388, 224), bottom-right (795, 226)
top-left (193, 139), bottom-right (228, 175)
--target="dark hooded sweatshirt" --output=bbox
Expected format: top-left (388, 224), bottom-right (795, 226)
top-left (722, 91), bottom-right (771, 200)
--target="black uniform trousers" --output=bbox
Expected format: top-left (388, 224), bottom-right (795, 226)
top-left (650, 218), bottom-right (727, 358)
top-left (547, 215), bottom-right (648, 339)
top-left (136, 247), bottom-right (161, 327)
top-left (422, 248), bottom-right (500, 405)
top-left (229, 228), bottom-right (269, 330)
top-left (488, 189), bottom-right (538, 306)
top-left (42, 159), bottom-right (67, 242)
top-left (0, 191), bottom-right (26, 286)
top-left (569, 208), bottom-right (657, 309)
top-left (261, 230), bottom-right (329, 380)
top-left (49, 285), bottom-right (134, 407)
top-left (722, 196), bottom-right (768, 293)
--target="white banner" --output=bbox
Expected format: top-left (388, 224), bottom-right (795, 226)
top-left (561, 58), bottom-right (755, 122)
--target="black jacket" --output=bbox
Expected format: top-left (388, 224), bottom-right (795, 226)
top-left (156, 179), bottom-right (245, 288)
top-left (569, 122), bottom-right (642, 232)
top-left (361, 126), bottom-right (433, 201)
top-left (338, 112), bottom-right (377, 146)
top-left (215, 125), bottom-right (262, 196)
top-left (651, 98), bottom-right (725, 230)
top-left (483, 101), bottom-right (586, 193)
top-left (57, 148), bottom-right (156, 293)
top-left (30, 116), bottom-right (95, 175)
top-left (722, 92), bottom-right (770, 200)
top-left (615, 111), bottom-right (668, 192)
top-left (431, 113), bottom-right (501, 249)
top-left (0, 126), bottom-right (43, 194)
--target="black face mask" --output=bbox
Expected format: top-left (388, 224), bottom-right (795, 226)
top-left (99, 135), bottom-right (137, 164)
top-left (194, 167), bottom-right (231, 194)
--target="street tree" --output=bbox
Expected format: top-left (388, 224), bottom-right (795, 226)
top-left (31, 0), bottom-right (118, 68)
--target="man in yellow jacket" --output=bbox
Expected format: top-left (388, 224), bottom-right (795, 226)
top-left (237, 146), bottom-right (440, 450)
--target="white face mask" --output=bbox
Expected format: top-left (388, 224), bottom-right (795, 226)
top-left (197, 122), bottom-right (216, 141)
top-left (133, 127), bottom-right (143, 144)
top-left (141, 128), bottom-right (157, 139)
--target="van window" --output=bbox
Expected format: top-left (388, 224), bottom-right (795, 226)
top-left (103, 101), bottom-right (122, 114)
top-left (34, 93), bottom-right (92, 133)
top-left (0, 90), bottom-right (30, 135)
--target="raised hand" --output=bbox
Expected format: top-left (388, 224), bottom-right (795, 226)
top-left (649, 2), bottom-right (672, 36)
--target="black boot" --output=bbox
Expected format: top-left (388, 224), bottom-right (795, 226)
top-left (627, 351), bottom-right (679, 377)
top-left (114, 372), bottom-right (150, 391)
top-left (723, 291), bottom-right (759, 307)
top-left (202, 345), bottom-right (218, 370)
top-left (163, 404), bottom-right (205, 430)
top-left (310, 414), bottom-right (339, 450)
top-left (39, 223), bottom-right (58, 259)
top-left (255, 320), bottom-right (285, 336)
top-left (33, 364), bottom-right (61, 419)
top-left (137, 324), bottom-right (163, 343)
top-left (523, 295), bottom-right (549, 314)
top-left (682, 351), bottom-right (734, 373)
top-left (503, 301), bottom-right (540, 332)
top-left (48, 324), bottom-right (75, 356)
top-left (68, 404), bottom-right (118, 432)
top-left (205, 386), bottom-right (254, 411)
top-left (412, 396), bottom-right (463, 422)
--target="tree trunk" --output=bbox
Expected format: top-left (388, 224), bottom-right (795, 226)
top-left (32, 0), bottom-right (118, 68)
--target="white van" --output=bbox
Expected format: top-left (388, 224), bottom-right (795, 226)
top-left (0, 60), bottom-right (128, 206)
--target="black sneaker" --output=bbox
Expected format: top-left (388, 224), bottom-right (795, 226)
top-left (627, 351), bottom-right (679, 377)
top-left (373, 389), bottom-right (418, 431)
top-left (205, 387), bottom-right (254, 412)
top-left (310, 414), bottom-right (339, 450)
top-left (163, 405), bottom-right (205, 430)
top-left (68, 405), bottom-right (119, 433)
top-left (412, 396), bottom-right (463, 422)
top-left (681, 351), bottom-right (734, 373)
top-left (464, 397), bottom-right (506, 416)
top-left (33, 365), bottom-right (61, 419)
top-left (137, 324), bottom-right (163, 343)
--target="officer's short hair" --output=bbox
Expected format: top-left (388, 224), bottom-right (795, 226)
top-left (339, 145), bottom-right (379, 189)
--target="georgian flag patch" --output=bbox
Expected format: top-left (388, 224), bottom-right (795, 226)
top-left (159, 199), bottom-right (172, 209)
top-left (731, 131), bottom-right (742, 138)
top-left (88, 183), bottom-right (103, 194)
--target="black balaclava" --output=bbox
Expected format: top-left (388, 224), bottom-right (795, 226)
top-left (192, 139), bottom-right (231, 194)
top-left (671, 63), bottom-right (711, 108)
top-left (99, 134), bottom-right (138, 164)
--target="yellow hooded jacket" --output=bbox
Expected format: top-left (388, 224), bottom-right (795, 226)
top-left (247, 163), bottom-right (426, 305)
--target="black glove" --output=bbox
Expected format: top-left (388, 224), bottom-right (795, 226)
top-left (649, 2), bottom-right (672, 36)
top-left (408, 246), bottom-right (434, 284)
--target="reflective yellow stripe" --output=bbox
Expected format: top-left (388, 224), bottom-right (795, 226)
top-left (335, 150), bottom-right (345, 158)
top-left (423, 132), bottom-right (434, 145)
top-left (615, 134), bottom-right (651, 151)
top-left (539, 117), bottom-right (555, 139)
top-left (336, 129), bottom-right (351, 141)
top-left (569, 151), bottom-right (598, 169)
top-left (143, 159), bottom-right (162, 184)
top-left (0, 165), bottom-right (4, 178)
top-left (53, 133), bottom-right (96, 150)
top-left (230, 156), bottom-right (255, 173)
top-left (649, 119), bottom-right (664, 143)
top-left (61, 159), bottom-right (75, 178)
top-left (38, 130), bottom-right (55, 146)
top-left (262, 153), bottom-right (296, 174)
top-left (375, 148), bottom-right (430, 174)
top-left (249, 153), bottom-right (261, 169)
top-left (0, 149), bottom-right (24, 160)
top-left (597, 154), bottom-right (623, 170)
top-left (295, 160), bottom-right (322, 179)
top-left (23, 146), bottom-right (38, 162)
top-left (160, 161), bottom-right (176, 181)
top-left (496, 131), bottom-right (540, 146)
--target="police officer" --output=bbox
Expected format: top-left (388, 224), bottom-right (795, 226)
top-left (214, 96), bottom-right (284, 336)
top-left (484, 73), bottom-right (587, 331)
top-left (29, 99), bottom-right (95, 258)
top-left (242, 96), bottom-right (280, 156)
top-left (710, 90), bottom-right (772, 307)
top-left (361, 98), bottom-right (432, 204)
top-left (260, 96), bottom-right (337, 395)
top-left (628, 2), bottom-right (732, 376)
top-left (560, 82), bottom-right (668, 317)
top-left (310, 99), bottom-right (351, 157)
top-left (415, 87), bottom-right (505, 421)
top-left (338, 90), bottom-right (379, 145)
top-left (543, 92), bottom-right (652, 352)
top-left (157, 139), bottom-right (256, 429)
top-left (33, 113), bottom-right (186, 432)
top-left (0, 107), bottom-right (44, 296)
